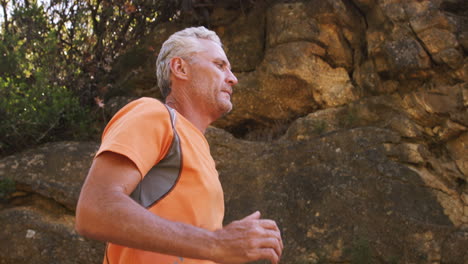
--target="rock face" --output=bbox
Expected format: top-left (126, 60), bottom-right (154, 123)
top-left (207, 125), bottom-right (462, 263)
top-left (0, 142), bottom-right (104, 263)
top-left (1, 0), bottom-right (467, 263)
top-left (0, 142), bottom-right (99, 210)
top-left (214, 0), bottom-right (366, 133)
top-left (0, 198), bottom-right (104, 264)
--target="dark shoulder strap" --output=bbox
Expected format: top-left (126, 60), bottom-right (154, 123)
top-left (130, 104), bottom-right (183, 208)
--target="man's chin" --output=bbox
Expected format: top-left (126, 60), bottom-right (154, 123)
top-left (219, 102), bottom-right (233, 117)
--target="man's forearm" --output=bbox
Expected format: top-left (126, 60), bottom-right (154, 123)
top-left (76, 190), bottom-right (217, 260)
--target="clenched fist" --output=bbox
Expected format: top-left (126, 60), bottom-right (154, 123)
top-left (210, 211), bottom-right (284, 264)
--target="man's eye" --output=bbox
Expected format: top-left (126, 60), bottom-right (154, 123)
top-left (215, 63), bottom-right (223, 69)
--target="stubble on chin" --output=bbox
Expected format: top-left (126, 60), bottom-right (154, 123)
top-left (219, 101), bottom-right (233, 117)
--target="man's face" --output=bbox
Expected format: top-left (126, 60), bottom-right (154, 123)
top-left (187, 39), bottom-right (238, 118)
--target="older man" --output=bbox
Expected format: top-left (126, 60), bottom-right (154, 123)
top-left (75, 27), bottom-right (283, 264)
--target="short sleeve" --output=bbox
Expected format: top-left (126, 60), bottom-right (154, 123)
top-left (95, 97), bottom-right (173, 177)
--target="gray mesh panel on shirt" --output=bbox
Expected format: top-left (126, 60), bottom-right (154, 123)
top-left (130, 106), bottom-right (182, 208)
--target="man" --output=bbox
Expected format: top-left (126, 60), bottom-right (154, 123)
top-left (75, 26), bottom-right (283, 264)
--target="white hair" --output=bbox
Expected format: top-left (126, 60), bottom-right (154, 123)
top-left (156, 26), bottom-right (222, 99)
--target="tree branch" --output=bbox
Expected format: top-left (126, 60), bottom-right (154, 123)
top-left (1, 0), bottom-right (9, 33)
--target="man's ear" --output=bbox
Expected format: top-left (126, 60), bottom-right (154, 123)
top-left (169, 57), bottom-right (189, 81)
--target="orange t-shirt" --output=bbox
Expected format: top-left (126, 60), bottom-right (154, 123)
top-left (96, 97), bottom-right (224, 264)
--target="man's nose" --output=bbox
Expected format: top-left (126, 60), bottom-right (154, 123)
top-left (226, 69), bottom-right (238, 86)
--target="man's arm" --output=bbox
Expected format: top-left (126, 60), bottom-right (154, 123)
top-left (75, 151), bottom-right (283, 263)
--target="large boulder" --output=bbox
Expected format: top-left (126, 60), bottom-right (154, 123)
top-left (215, 7), bottom-right (265, 72)
top-left (261, 42), bottom-right (359, 108)
top-left (0, 200), bottom-right (104, 264)
top-left (0, 141), bottom-right (103, 264)
top-left (0, 142), bottom-right (99, 210)
top-left (266, 1), bottom-right (365, 71)
top-left (214, 40), bottom-right (361, 133)
top-left (206, 122), bottom-right (467, 263)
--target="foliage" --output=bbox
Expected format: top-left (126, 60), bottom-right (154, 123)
top-left (0, 0), bottom-right (181, 155)
top-left (0, 1), bottom-right (91, 155)
top-left (42, 0), bottom-right (178, 102)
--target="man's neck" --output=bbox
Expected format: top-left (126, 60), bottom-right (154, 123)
top-left (165, 96), bottom-right (213, 134)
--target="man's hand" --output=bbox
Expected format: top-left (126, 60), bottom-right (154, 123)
top-left (211, 211), bottom-right (283, 264)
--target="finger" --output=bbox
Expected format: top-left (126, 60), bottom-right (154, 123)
top-left (261, 229), bottom-right (282, 241)
top-left (255, 222), bottom-right (283, 250)
top-left (241, 211), bottom-right (261, 221)
top-left (258, 237), bottom-right (283, 258)
top-left (258, 219), bottom-right (281, 231)
top-left (265, 229), bottom-right (283, 250)
top-left (270, 232), bottom-right (284, 255)
top-left (279, 235), bottom-right (284, 250)
top-left (254, 247), bottom-right (280, 264)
